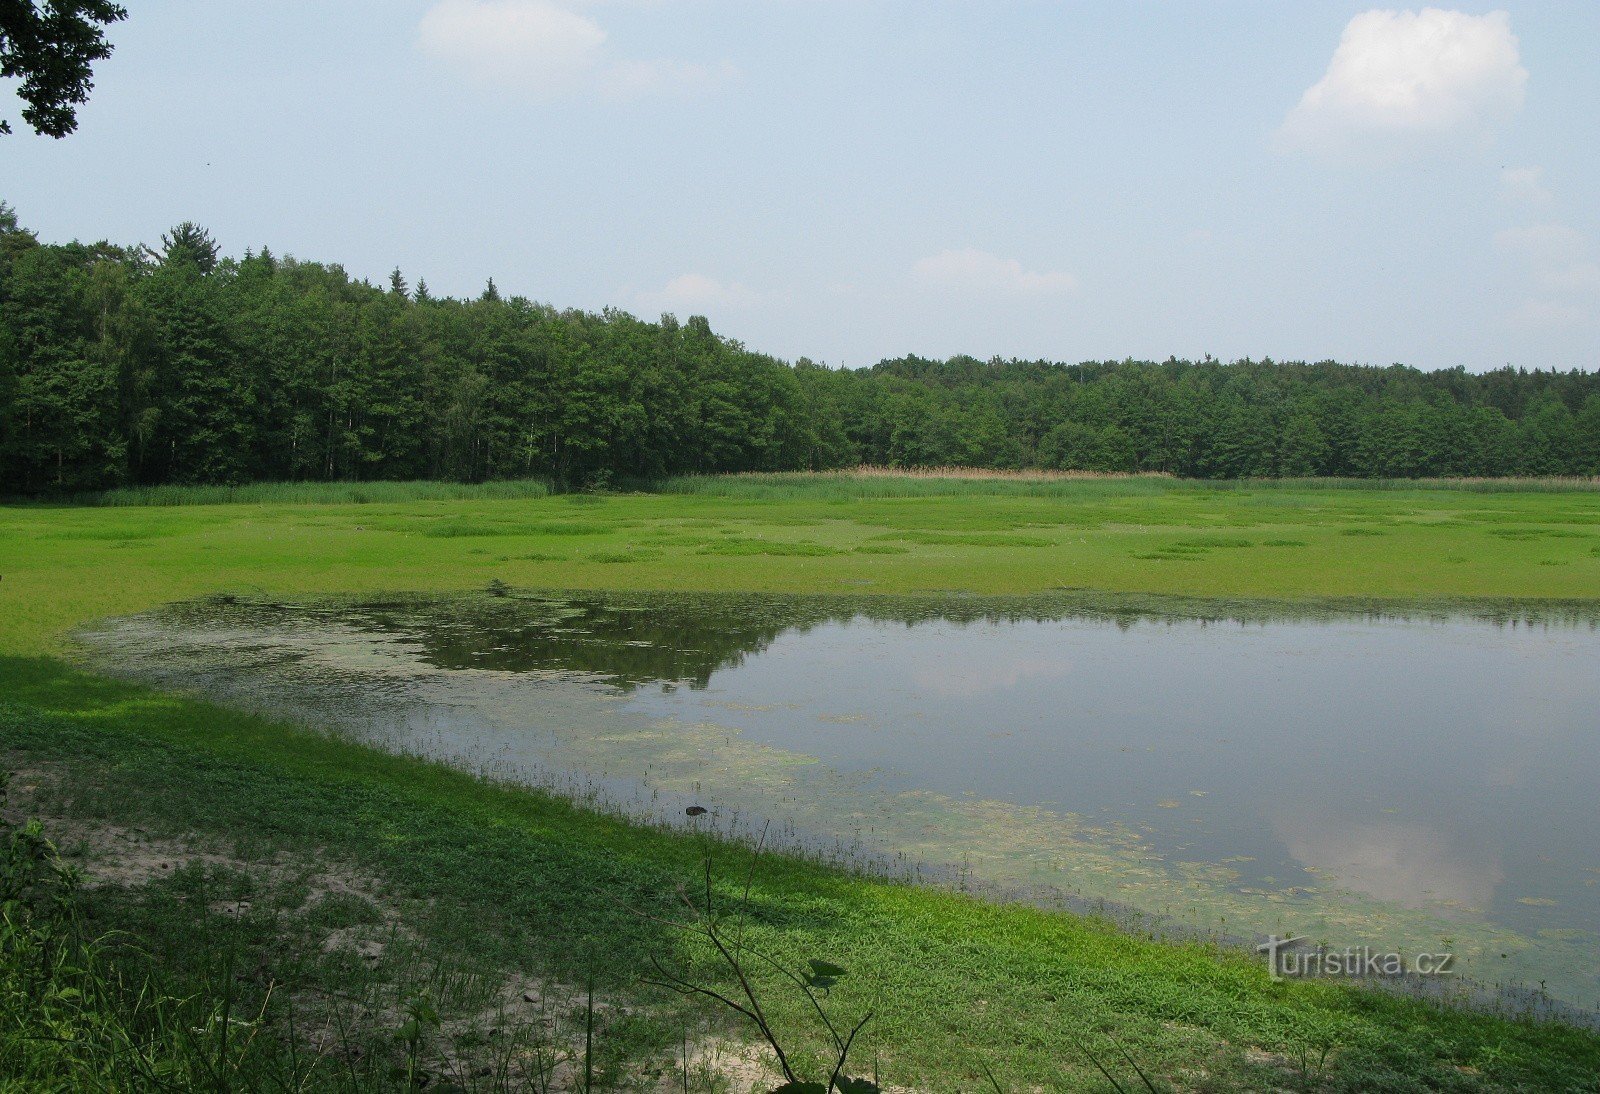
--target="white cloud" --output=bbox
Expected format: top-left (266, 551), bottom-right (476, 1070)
top-left (417, 0), bottom-right (731, 97)
top-left (636, 273), bottom-right (762, 314)
top-left (419, 0), bottom-right (606, 90)
top-left (1500, 165), bottom-right (1551, 205)
top-left (1279, 8), bottom-right (1527, 158)
top-left (912, 249), bottom-right (1077, 297)
top-left (1272, 810), bottom-right (1501, 908)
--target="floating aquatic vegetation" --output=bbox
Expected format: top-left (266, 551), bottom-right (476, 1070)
top-left (75, 588), bottom-right (1600, 1013)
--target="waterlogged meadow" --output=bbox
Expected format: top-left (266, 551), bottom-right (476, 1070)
top-left (80, 590), bottom-right (1600, 1015)
top-left (7, 476), bottom-right (1600, 658)
top-left (7, 477), bottom-right (1600, 1087)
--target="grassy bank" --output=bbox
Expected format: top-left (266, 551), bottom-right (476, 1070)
top-left (3, 476), bottom-right (1600, 1087)
top-left (5, 659), bottom-right (1599, 1090)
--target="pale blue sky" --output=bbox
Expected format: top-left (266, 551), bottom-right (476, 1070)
top-left (5, 1), bottom-right (1598, 371)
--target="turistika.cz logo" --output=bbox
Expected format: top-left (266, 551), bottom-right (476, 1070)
top-left (1256, 935), bottom-right (1456, 982)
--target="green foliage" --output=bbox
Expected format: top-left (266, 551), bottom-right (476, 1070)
top-left (84, 477), bottom-right (552, 506)
top-left (152, 221), bottom-right (219, 274)
top-left (0, 1), bottom-right (127, 137)
top-left (646, 858), bottom-right (878, 1093)
top-left (0, 771), bottom-right (222, 1087)
top-left (5, 208), bottom-right (1600, 496)
top-left (0, 764), bottom-right (671, 1089)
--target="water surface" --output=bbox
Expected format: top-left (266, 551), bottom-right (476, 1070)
top-left (80, 592), bottom-right (1600, 1012)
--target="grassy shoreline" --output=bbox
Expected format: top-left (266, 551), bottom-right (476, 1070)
top-left (6, 658), bottom-right (1600, 1089)
top-left (4, 477), bottom-right (1600, 1087)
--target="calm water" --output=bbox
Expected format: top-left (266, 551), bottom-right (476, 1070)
top-left (81, 592), bottom-right (1600, 1011)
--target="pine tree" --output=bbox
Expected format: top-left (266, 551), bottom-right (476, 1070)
top-left (151, 222), bottom-right (219, 275)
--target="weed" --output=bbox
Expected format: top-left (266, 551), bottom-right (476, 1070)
top-left (644, 851), bottom-right (878, 1093)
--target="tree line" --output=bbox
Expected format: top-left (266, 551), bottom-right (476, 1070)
top-left (3, 206), bottom-right (1599, 495)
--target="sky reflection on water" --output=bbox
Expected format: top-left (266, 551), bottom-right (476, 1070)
top-left (80, 592), bottom-right (1600, 1010)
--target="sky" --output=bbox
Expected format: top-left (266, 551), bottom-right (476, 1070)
top-left (4, 1), bottom-right (1598, 373)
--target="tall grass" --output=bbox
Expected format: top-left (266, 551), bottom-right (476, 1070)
top-left (651, 470), bottom-right (1600, 500)
top-left (1241, 475), bottom-right (1600, 494)
top-left (70, 478), bottom-right (553, 508)
top-left (817, 465), bottom-right (1175, 481)
top-left (0, 767), bottom-right (632, 1090)
top-left (647, 472), bottom-right (1190, 501)
top-left (24, 469), bottom-right (1600, 510)
top-left (0, 773), bottom-right (271, 1087)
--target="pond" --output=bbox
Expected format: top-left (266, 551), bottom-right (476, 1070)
top-left (80, 591), bottom-right (1600, 1014)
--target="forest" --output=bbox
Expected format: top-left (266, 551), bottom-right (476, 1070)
top-left (3, 204), bottom-right (1600, 496)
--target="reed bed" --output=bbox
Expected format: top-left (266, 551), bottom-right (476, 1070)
top-left (819, 465), bottom-right (1175, 481)
top-left (647, 471), bottom-right (1189, 500)
top-left (652, 469), bottom-right (1600, 500)
top-left (34, 470), bottom-right (1600, 509)
top-left (1245, 475), bottom-right (1600, 493)
top-left (71, 478), bottom-right (553, 508)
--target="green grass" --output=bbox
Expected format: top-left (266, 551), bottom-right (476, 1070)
top-left (65, 478), bottom-right (554, 507)
top-left (650, 471), bottom-right (1600, 500)
top-left (4, 477), bottom-right (1599, 658)
top-left (4, 661), bottom-right (1598, 1091)
top-left (4, 475), bottom-right (1600, 1087)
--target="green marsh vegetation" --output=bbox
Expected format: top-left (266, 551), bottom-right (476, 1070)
top-left (3, 475), bottom-right (1600, 1087)
top-left (5, 476), bottom-right (1600, 656)
top-left (5, 665), bottom-right (1600, 1091)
